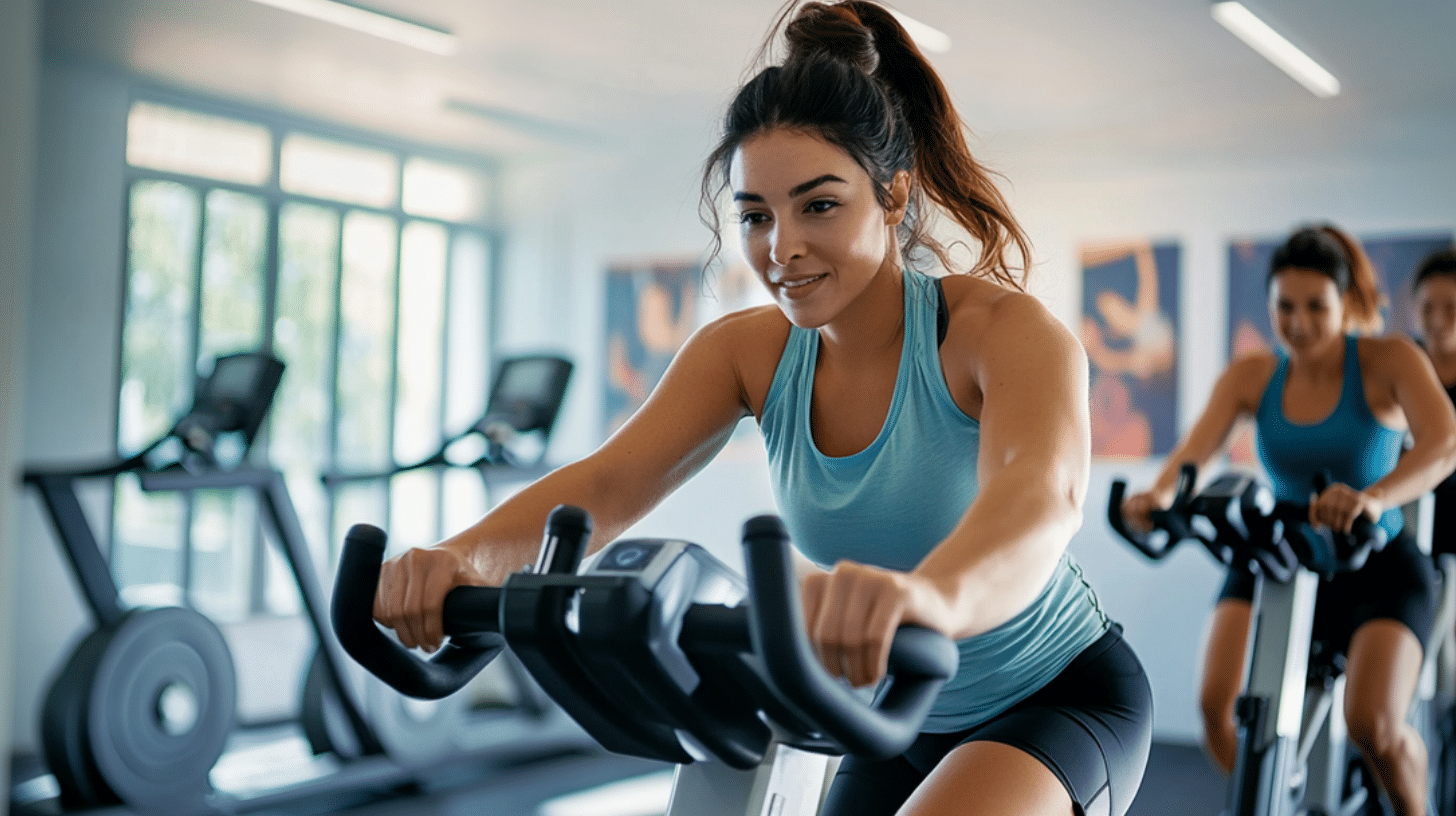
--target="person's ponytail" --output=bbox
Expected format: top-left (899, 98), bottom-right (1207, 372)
top-left (701, 0), bottom-right (1032, 289)
top-left (845, 1), bottom-right (1031, 288)
top-left (1319, 225), bottom-right (1383, 334)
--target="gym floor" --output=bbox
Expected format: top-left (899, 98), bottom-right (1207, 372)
top-left (313, 740), bottom-right (1228, 816)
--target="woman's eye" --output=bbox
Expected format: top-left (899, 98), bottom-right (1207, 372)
top-left (738, 211), bottom-right (768, 226)
top-left (805, 199), bottom-right (839, 214)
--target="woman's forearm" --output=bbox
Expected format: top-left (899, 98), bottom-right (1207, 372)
top-left (912, 460), bottom-right (1083, 640)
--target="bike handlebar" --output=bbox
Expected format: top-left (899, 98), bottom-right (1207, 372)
top-left (330, 523), bottom-right (506, 700)
top-left (331, 508), bottom-right (959, 760)
top-left (1106, 466), bottom-right (1387, 581)
top-left (740, 515), bottom-right (959, 759)
top-left (1107, 463), bottom-right (1202, 560)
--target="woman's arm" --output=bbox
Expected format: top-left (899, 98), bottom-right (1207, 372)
top-left (1120, 354), bottom-right (1270, 530)
top-left (910, 291), bottom-right (1090, 638)
top-left (376, 309), bottom-right (772, 651)
top-left (1321, 337), bottom-right (1456, 531)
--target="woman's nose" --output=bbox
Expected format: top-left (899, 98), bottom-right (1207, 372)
top-left (769, 222), bottom-right (805, 266)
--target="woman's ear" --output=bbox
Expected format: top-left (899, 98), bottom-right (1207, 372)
top-left (884, 170), bottom-right (911, 226)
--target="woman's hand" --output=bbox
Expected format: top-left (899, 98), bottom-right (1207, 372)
top-left (1309, 482), bottom-right (1383, 534)
top-left (373, 546), bottom-right (486, 653)
top-left (1120, 488), bottom-right (1173, 535)
top-left (799, 561), bottom-right (956, 688)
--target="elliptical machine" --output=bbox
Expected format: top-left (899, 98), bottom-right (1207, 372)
top-left (1108, 465), bottom-right (1456, 816)
top-left (331, 506), bottom-right (960, 816)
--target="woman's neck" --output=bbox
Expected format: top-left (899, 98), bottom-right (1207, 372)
top-left (817, 264), bottom-right (906, 362)
top-left (1286, 335), bottom-right (1346, 381)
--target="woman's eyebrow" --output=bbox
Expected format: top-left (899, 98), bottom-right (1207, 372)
top-left (788, 174), bottom-right (847, 197)
top-left (733, 173), bottom-right (848, 203)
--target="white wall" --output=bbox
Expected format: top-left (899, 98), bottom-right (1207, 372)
top-left (2, 1), bottom-right (42, 808)
top-left (11, 60), bottom-right (130, 754)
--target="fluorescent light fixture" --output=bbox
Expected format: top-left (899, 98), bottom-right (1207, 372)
top-left (1211, 1), bottom-right (1339, 98)
top-left (243, 0), bottom-right (458, 55)
top-left (888, 9), bottom-right (951, 54)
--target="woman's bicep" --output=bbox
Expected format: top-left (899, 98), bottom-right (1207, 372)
top-left (1393, 341), bottom-right (1456, 450)
top-left (972, 301), bottom-right (1089, 495)
top-left (1169, 361), bottom-right (1263, 467)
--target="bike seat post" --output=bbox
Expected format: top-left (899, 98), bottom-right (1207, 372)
top-left (1229, 569), bottom-right (1320, 816)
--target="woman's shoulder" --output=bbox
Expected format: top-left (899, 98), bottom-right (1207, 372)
top-left (1355, 333), bottom-right (1423, 357)
top-left (1222, 348), bottom-right (1278, 387)
top-left (699, 303), bottom-right (791, 347)
top-left (1355, 333), bottom-right (1429, 378)
top-left (938, 273), bottom-right (1061, 339)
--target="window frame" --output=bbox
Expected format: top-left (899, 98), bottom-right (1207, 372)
top-left (114, 87), bottom-right (507, 619)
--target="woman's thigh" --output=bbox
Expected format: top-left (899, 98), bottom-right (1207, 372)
top-left (823, 627), bottom-right (1152, 816)
top-left (902, 740), bottom-right (1073, 816)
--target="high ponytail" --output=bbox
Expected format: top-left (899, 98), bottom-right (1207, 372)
top-left (701, 0), bottom-right (1032, 289)
top-left (1267, 224), bottom-right (1384, 335)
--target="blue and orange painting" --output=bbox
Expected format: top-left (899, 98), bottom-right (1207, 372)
top-left (1081, 240), bottom-right (1181, 459)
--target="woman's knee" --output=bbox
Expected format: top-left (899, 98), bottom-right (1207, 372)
top-left (1344, 697), bottom-right (1406, 758)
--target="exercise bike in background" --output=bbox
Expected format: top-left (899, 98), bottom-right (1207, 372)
top-left (18, 352), bottom-right (440, 815)
top-left (1107, 465), bottom-right (1456, 816)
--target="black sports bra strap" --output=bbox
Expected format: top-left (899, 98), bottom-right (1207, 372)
top-left (935, 277), bottom-right (949, 347)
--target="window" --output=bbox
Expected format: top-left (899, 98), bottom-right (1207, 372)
top-left (119, 99), bottom-right (497, 622)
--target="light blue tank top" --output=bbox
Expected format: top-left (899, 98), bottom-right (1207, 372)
top-left (1255, 334), bottom-right (1405, 539)
top-left (759, 270), bottom-right (1110, 731)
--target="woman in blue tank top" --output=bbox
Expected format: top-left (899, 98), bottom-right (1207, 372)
top-left (369, 3), bottom-right (1152, 814)
top-left (1122, 225), bottom-right (1456, 814)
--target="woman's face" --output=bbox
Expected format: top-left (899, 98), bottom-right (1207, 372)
top-left (729, 128), bottom-right (905, 328)
top-left (1269, 268), bottom-right (1345, 356)
top-left (1417, 275), bottom-right (1456, 355)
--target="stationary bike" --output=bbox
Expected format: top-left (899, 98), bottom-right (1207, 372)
top-left (331, 506), bottom-right (959, 816)
top-left (1108, 465), bottom-right (1456, 816)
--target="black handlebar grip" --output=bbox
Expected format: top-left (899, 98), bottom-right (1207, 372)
top-left (532, 505), bottom-right (592, 575)
top-left (1107, 479), bottom-right (1173, 560)
top-left (331, 523), bottom-right (504, 700)
top-left (1107, 464), bottom-right (1198, 561)
top-left (740, 515), bottom-right (957, 759)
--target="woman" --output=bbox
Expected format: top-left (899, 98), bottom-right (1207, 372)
top-left (1122, 225), bottom-right (1456, 815)
top-left (375, 3), bottom-right (1152, 814)
top-left (1413, 246), bottom-right (1456, 556)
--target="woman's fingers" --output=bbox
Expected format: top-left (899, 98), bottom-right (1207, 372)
top-left (373, 547), bottom-right (470, 653)
top-left (1311, 484), bottom-right (1377, 534)
top-left (802, 563), bottom-right (907, 688)
top-left (1122, 493), bottom-right (1155, 534)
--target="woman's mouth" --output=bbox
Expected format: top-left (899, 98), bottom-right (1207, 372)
top-left (779, 273), bottom-right (827, 292)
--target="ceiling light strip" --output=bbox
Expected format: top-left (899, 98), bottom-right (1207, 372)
top-left (1212, 1), bottom-right (1339, 98)
top-left (243, 0), bottom-right (457, 55)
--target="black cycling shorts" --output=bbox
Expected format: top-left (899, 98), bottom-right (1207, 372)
top-left (819, 625), bottom-right (1153, 816)
top-left (1218, 527), bottom-right (1438, 653)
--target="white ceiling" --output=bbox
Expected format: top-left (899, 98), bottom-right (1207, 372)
top-left (41, 0), bottom-right (1456, 170)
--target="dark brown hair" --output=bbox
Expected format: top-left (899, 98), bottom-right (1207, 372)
top-left (700, 1), bottom-right (1032, 289)
top-left (1413, 246), bottom-right (1456, 292)
top-left (1268, 224), bottom-right (1384, 334)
